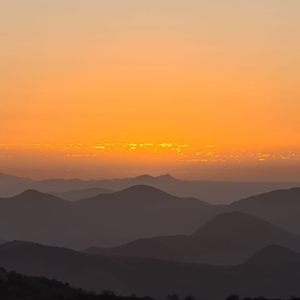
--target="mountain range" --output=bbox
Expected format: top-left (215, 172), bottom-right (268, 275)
top-left (1, 171), bottom-right (299, 204)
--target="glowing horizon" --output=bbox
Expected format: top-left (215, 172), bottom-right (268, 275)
top-left (1, 1), bottom-right (300, 181)
top-left (1, 142), bottom-right (299, 182)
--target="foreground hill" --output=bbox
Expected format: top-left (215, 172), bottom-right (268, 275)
top-left (0, 267), bottom-right (151, 300)
top-left (0, 267), bottom-right (83, 300)
top-left (86, 212), bottom-right (300, 265)
top-left (1, 241), bottom-right (300, 300)
top-left (230, 188), bottom-right (300, 234)
top-left (0, 186), bottom-right (214, 249)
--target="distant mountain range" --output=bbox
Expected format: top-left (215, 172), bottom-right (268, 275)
top-left (1, 240), bottom-right (300, 300)
top-left (86, 212), bottom-right (300, 265)
top-left (1, 171), bottom-right (299, 204)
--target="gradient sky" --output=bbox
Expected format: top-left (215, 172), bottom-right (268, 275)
top-left (1, 1), bottom-right (300, 180)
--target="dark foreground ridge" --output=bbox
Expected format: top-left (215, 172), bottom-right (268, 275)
top-left (1, 265), bottom-right (300, 300)
top-left (0, 267), bottom-right (134, 300)
top-left (1, 241), bottom-right (300, 300)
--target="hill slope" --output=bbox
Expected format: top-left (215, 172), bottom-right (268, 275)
top-left (246, 244), bottom-right (300, 265)
top-left (230, 188), bottom-right (300, 234)
top-left (87, 212), bottom-right (300, 265)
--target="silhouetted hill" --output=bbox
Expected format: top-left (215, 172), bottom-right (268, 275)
top-left (193, 211), bottom-right (293, 238)
top-left (0, 191), bottom-right (79, 247)
top-left (77, 185), bottom-right (209, 207)
top-left (87, 212), bottom-right (300, 265)
top-left (190, 212), bottom-right (300, 264)
top-left (14, 189), bottom-right (70, 204)
top-left (0, 186), bottom-right (215, 249)
top-left (52, 187), bottom-right (113, 201)
top-left (0, 189), bottom-right (71, 224)
top-left (73, 185), bottom-right (213, 242)
top-left (246, 245), bottom-right (300, 265)
top-left (2, 241), bottom-right (300, 300)
top-left (230, 188), bottom-right (300, 234)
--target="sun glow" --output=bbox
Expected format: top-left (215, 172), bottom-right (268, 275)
top-left (1, 1), bottom-right (300, 181)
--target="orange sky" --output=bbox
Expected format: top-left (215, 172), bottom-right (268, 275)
top-left (1, 1), bottom-right (300, 180)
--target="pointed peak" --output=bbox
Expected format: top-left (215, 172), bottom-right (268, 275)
top-left (133, 174), bottom-right (155, 180)
top-left (156, 174), bottom-right (176, 180)
top-left (132, 174), bottom-right (177, 182)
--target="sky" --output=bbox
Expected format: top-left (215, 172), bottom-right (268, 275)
top-left (1, 1), bottom-right (300, 181)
